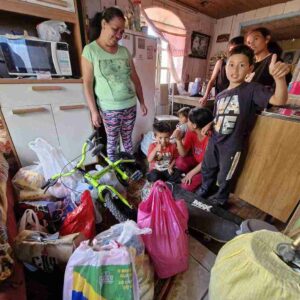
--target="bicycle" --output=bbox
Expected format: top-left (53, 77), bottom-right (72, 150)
top-left (42, 131), bottom-right (143, 222)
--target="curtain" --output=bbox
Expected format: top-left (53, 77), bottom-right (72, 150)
top-left (141, 7), bottom-right (186, 83)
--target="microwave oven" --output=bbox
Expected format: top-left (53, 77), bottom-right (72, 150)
top-left (0, 35), bottom-right (72, 77)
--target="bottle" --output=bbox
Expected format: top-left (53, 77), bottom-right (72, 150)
top-left (201, 79), bottom-right (207, 96)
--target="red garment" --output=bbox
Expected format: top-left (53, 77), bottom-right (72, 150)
top-left (148, 143), bottom-right (178, 171)
top-left (182, 131), bottom-right (209, 163)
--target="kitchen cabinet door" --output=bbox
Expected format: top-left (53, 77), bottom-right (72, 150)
top-left (52, 103), bottom-right (96, 164)
top-left (1, 105), bottom-right (59, 166)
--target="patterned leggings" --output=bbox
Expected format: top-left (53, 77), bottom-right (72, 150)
top-left (101, 106), bottom-right (136, 161)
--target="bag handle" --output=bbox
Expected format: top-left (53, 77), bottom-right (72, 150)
top-left (18, 209), bottom-right (45, 232)
top-left (151, 180), bottom-right (175, 205)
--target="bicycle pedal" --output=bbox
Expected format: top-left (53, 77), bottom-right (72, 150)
top-left (131, 170), bottom-right (143, 181)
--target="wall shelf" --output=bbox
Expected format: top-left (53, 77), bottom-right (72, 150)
top-left (0, 0), bottom-right (77, 23)
top-left (0, 78), bottom-right (83, 84)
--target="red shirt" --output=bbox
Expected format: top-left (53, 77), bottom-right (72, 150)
top-left (148, 143), bottom-right (178, 171)
top-left (182, 131), bottom-right (209, 163)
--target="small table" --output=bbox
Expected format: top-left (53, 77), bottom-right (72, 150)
top-left (171, 95), bottom-right (215, 114)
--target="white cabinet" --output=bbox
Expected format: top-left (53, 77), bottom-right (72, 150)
top-left (20, 0), bottom-right (75, 12)
top-left (52, 103), bottom-right (94, 164)
top-left (0, 83), bottom-right (95, 166)
top-left (2, 104), bottom-right (59, 166)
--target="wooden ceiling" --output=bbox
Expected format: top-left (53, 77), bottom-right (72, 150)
top-left (241, 15), bottom-right (300, 40)
top-left (172, 0), bottom-right (292, 19)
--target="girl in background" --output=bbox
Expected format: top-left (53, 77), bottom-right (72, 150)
top-left (246, 27), bottom-right (291, 88)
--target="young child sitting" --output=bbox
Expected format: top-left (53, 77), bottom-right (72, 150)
top-left (174, 107), bottom-right (214, 192)
top-left (171, 107), bottom-right (190, 141)
top-left (147, 122), bottom-right (181, 182)
top-left (196, 45), bottom-right (289, 206)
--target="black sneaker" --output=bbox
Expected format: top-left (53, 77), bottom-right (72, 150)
top-left (206, 196), bottom-right (229, 208)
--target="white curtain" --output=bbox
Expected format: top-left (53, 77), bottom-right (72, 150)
top-left (141, 7), bottom-right (186, 84)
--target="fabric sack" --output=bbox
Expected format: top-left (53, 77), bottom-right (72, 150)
top-left (14, 230), bottom-right (84, 272)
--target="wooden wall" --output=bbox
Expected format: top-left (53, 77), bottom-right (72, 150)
top-left (209, 0), bottom-right (300, 64)
top-left (142, 0), bottom-right (215, 82)
top-left (88, 0), bottom-right (300, 82)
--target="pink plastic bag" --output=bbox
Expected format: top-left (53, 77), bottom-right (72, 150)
top-left (137, 180), bottom-right (189, 278)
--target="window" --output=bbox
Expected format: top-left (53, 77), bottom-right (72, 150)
top-left (148, 26), bottom-right (184, 85)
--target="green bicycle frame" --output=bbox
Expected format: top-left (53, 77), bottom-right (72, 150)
top-left (50, 140), bottom-right (134, 209)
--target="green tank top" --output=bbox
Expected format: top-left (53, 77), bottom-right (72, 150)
top-left (82, 41), bottom-right (137, 111)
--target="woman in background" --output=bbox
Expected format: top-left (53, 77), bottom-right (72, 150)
top-left (82, 7), bottom-right (147, 161)
top-left (246, 27), bottom-right (291, 88)
top-left (199, 36), bottom-right (244, 107)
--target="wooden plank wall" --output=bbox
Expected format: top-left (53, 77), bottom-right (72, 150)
top-left (208, 0), bottom-right (300, 74)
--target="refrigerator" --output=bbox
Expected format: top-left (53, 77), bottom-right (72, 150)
top-left (119, 30), bottom-right (158, 149)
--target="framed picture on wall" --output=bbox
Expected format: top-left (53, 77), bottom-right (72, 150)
top-left (189, 31), bottom-right (210, 59)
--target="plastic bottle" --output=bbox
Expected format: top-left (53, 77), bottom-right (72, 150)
top-left (201, 80), bottom-right (206, 96)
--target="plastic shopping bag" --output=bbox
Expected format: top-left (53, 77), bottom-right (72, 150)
top-left (59, 191), bottom-right (95, 240)
top-left (94, 221), bottom-right (153, 300)
top-left (18, 209), bottom-right (48, 233)
top-left (63, 240), bottom-right (139, 300)
top-left (93, 220), bottom-right (151, 255)
top-left (12, 164), bottom-right (45, 191)
top-left (28, 138), bottom-right (78, 198)
top-left (137, 180), bottom-right (189, 278)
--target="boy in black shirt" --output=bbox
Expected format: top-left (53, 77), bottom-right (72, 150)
top-left (196, 45), bottom-right (290, 205)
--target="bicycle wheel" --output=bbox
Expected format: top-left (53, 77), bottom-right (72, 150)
top-left (115, 152), bottom-right (143, 186)
top-left (104, 191), bottom-right (137, 223)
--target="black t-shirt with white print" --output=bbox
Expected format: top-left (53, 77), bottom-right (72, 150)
top-left (212, 82), bottom-right (272, 147)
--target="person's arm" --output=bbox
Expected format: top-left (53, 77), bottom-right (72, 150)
top-left (268, 54), bottom-right (289, 106)
top-left (182, 163), bottom-right (202, 184)
top-left (81, 56), bottom-right (101, 127)
top-left (129, 59), bottom-right (147, 116)
top-left (168, 159), bottom-right (176, 175)
top-left (174, 130), bottom-right (189, 156)
top-left (147, 144), bottom-right (161, 163)
top-left (199, 59), bottom-right (222, 106)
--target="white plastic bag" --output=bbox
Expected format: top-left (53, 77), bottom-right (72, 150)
top-left (12, 164), bottom-right (45, 191)
top-left (93, 220), bottom-right (151, 255)
top-left (140, 131), bottom-right (155, 156)
top-left (36, 20), bottom-right (70, 42)
top-left (93, 221), bottom-right (154, 300)
top-left (92, 165), bottom-right (126, 194)
top-left (18, 209), bottom-right (47, 233)
top-left (28, 138), bottom-right (77, 198)
top-left (63, 240), bottom-right (139, 300)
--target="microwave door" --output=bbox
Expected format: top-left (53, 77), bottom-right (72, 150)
top-left (52, 42), bottom-right (72, 76)
top-left (51, 42), bottom-right (62, 75)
